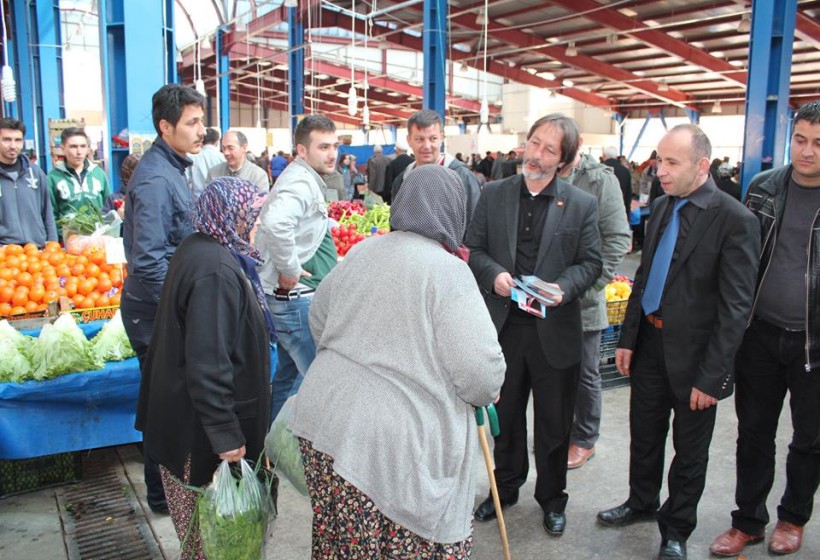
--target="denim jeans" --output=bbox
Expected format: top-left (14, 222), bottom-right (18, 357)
top-left (267, 294), bottom-right (317, 422)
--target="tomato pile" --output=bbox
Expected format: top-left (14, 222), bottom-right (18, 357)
top-left (0, 242), bottom-right (124, 317)
top-left (331, 223), bottom-right (366, 257)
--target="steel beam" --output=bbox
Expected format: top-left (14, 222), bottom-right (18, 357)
top-left (740, 0), bottom-right (797, 196)
top-left (31, 0), bottom-right (66, 171)
top-left (288, 7), bottom-right (304, 134)
top-left (9, 0), bottom-right (34, 132)
top-left (684, 108), bottom-right (700, 124)
top-left (795, 10), bottom-right (820, 49)
top-left (216, 26), bottom-right (230, 131)
top-left (422, 0), bottom-right (447, 119)
top-left (628, 115), bottom-right (653, 162)
top-left (547, 0), bottom-right (747, 87)
top-left (447, 11), bottom-right (694, 108)
top-left (99, 0), bottom-right (170, 188)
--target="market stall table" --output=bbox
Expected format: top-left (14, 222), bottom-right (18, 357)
top-left (0, 320), bottom-right (278, 460)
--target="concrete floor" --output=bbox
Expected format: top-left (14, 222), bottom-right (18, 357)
top-left (1, 384), bottom-right (817, 560)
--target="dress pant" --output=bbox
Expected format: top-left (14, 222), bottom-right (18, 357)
top-left (493, 316), bottom-right (580, 513)
top-left (570, 329), bottom-right (603, 448)
top-left (120, 290), bottom-right (166, 510)
top-left (731, 317), bottom-right (820, 534)
top-left (266, 294), bottom-right (317, 422)
top-left (627, 320), bottom-right (717, 542)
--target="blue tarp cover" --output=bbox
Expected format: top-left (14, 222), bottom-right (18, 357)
top-left (1, 321), bottom-right (277, 460)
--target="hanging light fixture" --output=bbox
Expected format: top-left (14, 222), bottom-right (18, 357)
top-left (362, 104), bottom-right (370, 126)
top-left (347, 0), bottom-right (359, 116)
top-left (194, 40), bottom-right (206, 97)
top-left (475, 9), bottom-right (486, 25)
top-left (737, 13), bottom-right (751, 33)
top-left (0, 0), bottom-right (16, 103)
top-left (478, 0), bottom-right (490, 128)
top-left (565, 41), bottom-right (577, 57)
top-left (713, 100), bottom-right (723, 113)
top-left (658, 79), bottom-right (669, 92)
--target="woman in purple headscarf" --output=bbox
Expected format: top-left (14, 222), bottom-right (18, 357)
top-left (135, 176), bottom-right (274, 559)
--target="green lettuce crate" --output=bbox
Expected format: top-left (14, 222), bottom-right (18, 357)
top-left (0, 452), bottom-right (82, 498)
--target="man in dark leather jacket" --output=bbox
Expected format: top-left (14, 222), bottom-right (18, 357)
top-left (711, 100), bottom-right (820, 557)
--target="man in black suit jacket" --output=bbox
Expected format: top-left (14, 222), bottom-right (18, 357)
top-left (466, 114), bottom-right (602, 536)
top-left (597, 124), bottom-right (760, 560)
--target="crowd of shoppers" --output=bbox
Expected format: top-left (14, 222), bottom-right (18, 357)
top-left (10, 80), bottom-right (811, 559)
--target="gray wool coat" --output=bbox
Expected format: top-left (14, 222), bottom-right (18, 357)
top-left (290, 231), bottom-right (506, 543)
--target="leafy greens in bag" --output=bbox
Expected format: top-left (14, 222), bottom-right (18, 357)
top-left (198, 459), bottom-right (272, 560)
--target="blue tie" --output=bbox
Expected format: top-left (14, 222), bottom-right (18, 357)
top-left (642, 198), bottom-right (688, 316)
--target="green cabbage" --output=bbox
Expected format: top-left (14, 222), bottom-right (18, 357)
top-left (89, 310), bottom-right (135, 362)
top-left (30, 314), bottom-right (103, 380)
top-left (0, 320), bottom-right (34, 382)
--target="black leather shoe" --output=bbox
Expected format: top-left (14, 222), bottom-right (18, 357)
top-left (149, 502), bottom-right (169, 515)
top-left (474, 495), bottom-right (517, 522)
top-left (657, 539), bottom-right (686, 560)
top-left (597, 502), bottom-right (656, 527)
top-left (543, 511), bottom-right (566, 536)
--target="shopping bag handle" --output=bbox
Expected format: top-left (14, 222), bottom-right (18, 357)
top-left (474, 403), bottom-right (500, 437)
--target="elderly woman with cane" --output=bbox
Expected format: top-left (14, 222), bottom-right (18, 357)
top-left (290, 165), bottom-right (506, 558)
top-left (136, 177), bottom-right (275, 559)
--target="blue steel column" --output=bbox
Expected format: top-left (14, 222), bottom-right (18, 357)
top-left (288, 8), bottom-right (305, 138)
top-left (29, 0), bottom-right (66, 171)
top-left (216, 27), bottom-right (230, 132)
top-left (99, 0), bottom-right (171, 189)
top-left (163, 0), bottom-right (177, 84)
top-left (628, 114), bottom-right (653, 161)
top-left (422, 0), bottom-right (446, 120)
top-left (684, 108), bottom-right (700, 124)
top-left (9, 0), bottom-right (34, 129)
top-left (740, 0), bottom-right (797, 197)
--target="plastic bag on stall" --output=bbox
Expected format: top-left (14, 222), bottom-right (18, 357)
top-left (264, 396), bottom-right (309, 496)
top-left (197, 459), bottom-right (274, 560)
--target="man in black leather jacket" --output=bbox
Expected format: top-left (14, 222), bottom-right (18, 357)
top-left (711, 100), bottom-right (820, 558)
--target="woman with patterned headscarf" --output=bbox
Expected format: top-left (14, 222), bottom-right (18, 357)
top-left (135, 176), bottom-right (274, 559)
top-left (290, 165), bottom-right (506, 558)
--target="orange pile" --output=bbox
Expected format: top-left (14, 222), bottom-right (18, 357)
top-left (0, 242), bottom-right (125, 317)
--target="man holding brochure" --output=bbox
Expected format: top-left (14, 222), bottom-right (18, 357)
top-left (466, 114), bottom-right (602, 536)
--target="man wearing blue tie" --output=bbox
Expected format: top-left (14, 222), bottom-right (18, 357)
top-left (596, 124), bottom-right (760, 560)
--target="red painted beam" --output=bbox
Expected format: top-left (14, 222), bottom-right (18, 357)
top-left (448, 12), bottom-right (695, 108)
top-left (547, 0), bottom-right (747, 86)
top-left (320, 6), bottom-right (614, 109)
top-left (796, 11), bottom-right (820, 49)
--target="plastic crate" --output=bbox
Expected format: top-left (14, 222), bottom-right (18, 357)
top-left (606, 299), bottom-right (629, 325)
top-left (601, 363), bottom-right (630, 390)
top-left (0, 452), bottom-right (82, 498)
top-left (599, 325), bottom-right (622, 365)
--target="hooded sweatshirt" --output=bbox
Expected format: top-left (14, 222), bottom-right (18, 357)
top-left (0, 154), bottom-right (58, 247)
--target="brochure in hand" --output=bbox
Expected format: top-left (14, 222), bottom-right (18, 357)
top-left (510, 275), bottom-right (564, 319)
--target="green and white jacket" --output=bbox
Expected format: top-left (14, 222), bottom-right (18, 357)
top-left (47, 160), bottom-right (111, 223)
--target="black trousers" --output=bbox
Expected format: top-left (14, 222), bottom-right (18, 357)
top-left (627, 320), bottom-right (717, 542)
top-left (731, 317), bottom-right (820, 534)
top-left (492, 318), bottom-right (580, 513)
top-left (120, 291), bottom-right (166, 509)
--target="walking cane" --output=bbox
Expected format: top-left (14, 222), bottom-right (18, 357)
top-left (475, 404), bottom-right (511, 560)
